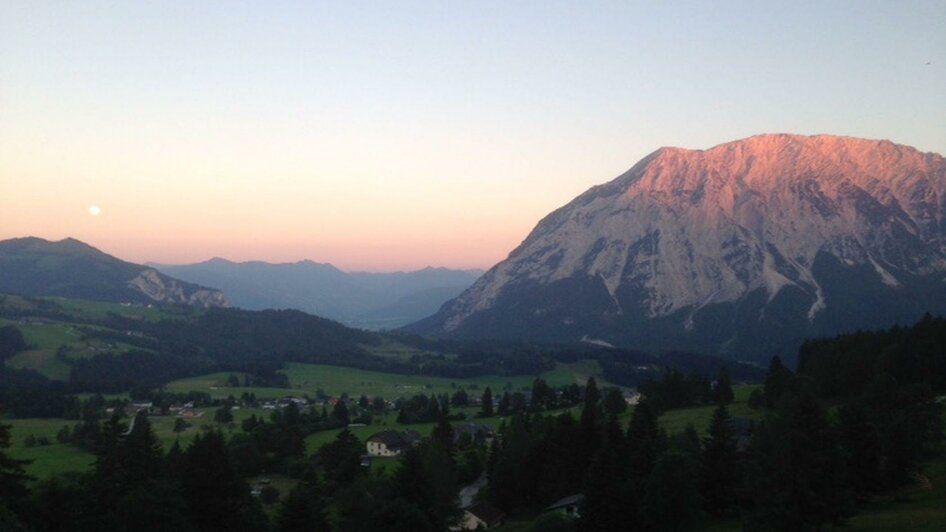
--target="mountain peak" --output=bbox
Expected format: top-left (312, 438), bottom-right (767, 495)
top-left (408, 134), bottom-right (946, 363)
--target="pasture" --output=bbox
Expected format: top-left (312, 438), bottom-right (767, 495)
top-left (1, 316), bottom-right (143, 380)
top-left (165, 359), bottom-right (624, 402)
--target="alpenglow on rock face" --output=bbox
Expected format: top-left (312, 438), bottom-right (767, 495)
top-left (407, 134), bottom-right (946, 363)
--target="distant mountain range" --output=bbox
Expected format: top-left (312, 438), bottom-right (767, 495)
top-left (408, 134), bottom-right (946, 364)
top-left (0, 237), bottom-right (228, 308)
top-left (152, 258), bottom-right (483, 329)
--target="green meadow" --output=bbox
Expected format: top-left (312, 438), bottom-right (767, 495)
top-left (165, 360), bottom-right (625, 401)
top-left (4, 406), bottom-right (272, 480)
top-left (0, 314), bottom-right (144, 380)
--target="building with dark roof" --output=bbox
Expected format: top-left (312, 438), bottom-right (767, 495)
top-left (365, 430), bottom-right (422, 457)
top-left (457, 502), bottom-right (506, 530)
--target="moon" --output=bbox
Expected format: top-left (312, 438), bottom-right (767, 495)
top-left (88, 205), bottom-right (101, 216)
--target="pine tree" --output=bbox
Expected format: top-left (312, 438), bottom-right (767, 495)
top-left (577, 382), bottom-right (600, 454)
top-left (180, 431), bottom-right (267, 532)
top-left (481, 387), bottom-right (494, 417)
top-left (700, 404), bottom-right (740, 518)
top-left (744, 387), bottom-right (850, 531)
top-left (583, 377), bottom-right (600, 407)
top-left (318, 429), bottom-right (364, 490)
top-left (837, 401), bottom-right (884, 498)
top-left (93, 410), bottom-right (127, 510)
top-left (498, 392), bottom-right (511, 416)
top-left (640, 451), bottom-right (703, 531)
top-left (763, 355), bottom-right (793, 408)
top-left (602, 388), bottom-right (627, 417)
top-left (274, 482), bottom-right (330, 532)
top-left (581, 418), bottom-right (633, 531)
top-left (626, 400), bottom-right (662, 490)
top-left (432, 411), bottom-right (454, 451)
top-left (123, 411), bottom-right (164, 485)
top-left (333, 399), bottom-right (350, 425)
top-left (394, 443), bottom-right (460, 530)
top-left (0, 422), bottom-right (31, 519)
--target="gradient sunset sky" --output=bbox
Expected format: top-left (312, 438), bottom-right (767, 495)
top-left (2, 1), bottom-right (944, 271)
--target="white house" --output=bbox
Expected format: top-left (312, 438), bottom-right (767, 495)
top-left (365, 430), bottom-right (422, 457)
top-left (456, 502), bottom-right (506, 530)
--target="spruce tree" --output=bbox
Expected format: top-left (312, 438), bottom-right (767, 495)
top-left (581, 418), bottom-right (632, 531)
top-left (481, 387), bottom-right (494, 417)
top-left (640, 451), bottom-right (703, 531)
top-left (180, 431), bottom-right (267, 532)
top-left (274, 482), bottom-right (330, 532)
top-left (0, 422), bottom-right (31, 520)
top-left (763, 356), bottom-right (793, 408)
top-left (394, 443), bottom-right (459, 530)
top-left (333, 399), bottom-right (351, 425)
top-left (700, 404), bottom-right (740, 518)
top-left (744, 387), bottom-right (850, 531)
top-left (432, 411), bottom-right (455, 451)
top-left (123, 411), bottom-right (164, 485)
top-left (626, 400), bottom-right (662, 490)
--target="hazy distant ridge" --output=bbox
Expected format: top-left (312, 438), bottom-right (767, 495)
top-left (153, 258), bottom-right (483, 329)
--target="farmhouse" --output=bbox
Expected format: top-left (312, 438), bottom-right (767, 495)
top-left (456, 502), bottom-right (506, 530)
top-left (365, 430), bottom-right (422, 457)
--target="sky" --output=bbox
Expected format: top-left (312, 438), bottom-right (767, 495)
top-left (1, 1), bottom-right (944, 271)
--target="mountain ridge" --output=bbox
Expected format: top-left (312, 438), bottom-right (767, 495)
top-left (154, 258), bottom-right (484, 330)
top-left (0, 236), bottom-right (229, 308)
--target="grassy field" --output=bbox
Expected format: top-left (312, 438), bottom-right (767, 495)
top-left (1, 316), bottom-right (145, 380)
top-left (0, 295), bottom-right (193, 379)
top-left (49, 297), bottom-right (182, 322)
top-left (658, 384), bottom-right (762, 436)
top-left (3, 406), bottom-right (273, 480)
top-left (165, 360), bottom-right (626, 402)
top-left (3, 418), bottom-right (96, 479)
top-left (6, 350), bottom-right (72, 380)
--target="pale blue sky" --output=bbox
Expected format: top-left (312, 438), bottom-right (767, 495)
top-left (1, 1), bottom-right (944, 269)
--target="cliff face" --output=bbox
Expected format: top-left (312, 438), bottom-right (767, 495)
top-left (128, 269), bottom-right (230, 308)
top-left (0, 237), bottom-right (230, 308)
top-left (408, 134), bottom-right (946, 363)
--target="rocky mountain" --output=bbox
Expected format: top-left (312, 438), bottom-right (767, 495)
top-left (407, 134), bottom-right (946, 364)
top-left (153, 259), bottom-right (482, 329)
top-left (0, 237), bottom-right (229, 308)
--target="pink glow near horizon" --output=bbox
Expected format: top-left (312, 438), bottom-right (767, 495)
top-left (2, 3), bottom-right (943, 270)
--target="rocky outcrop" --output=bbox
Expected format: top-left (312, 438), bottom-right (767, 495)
top-left (128, 269), bottom-right (230, 308)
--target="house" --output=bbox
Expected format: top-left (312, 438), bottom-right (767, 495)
top-left (543, 494), bottom-right (584, 519)
top-left (365, 430), bottom-right (422, 457)
top-left (456, 502), bottom-right (506, 530)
